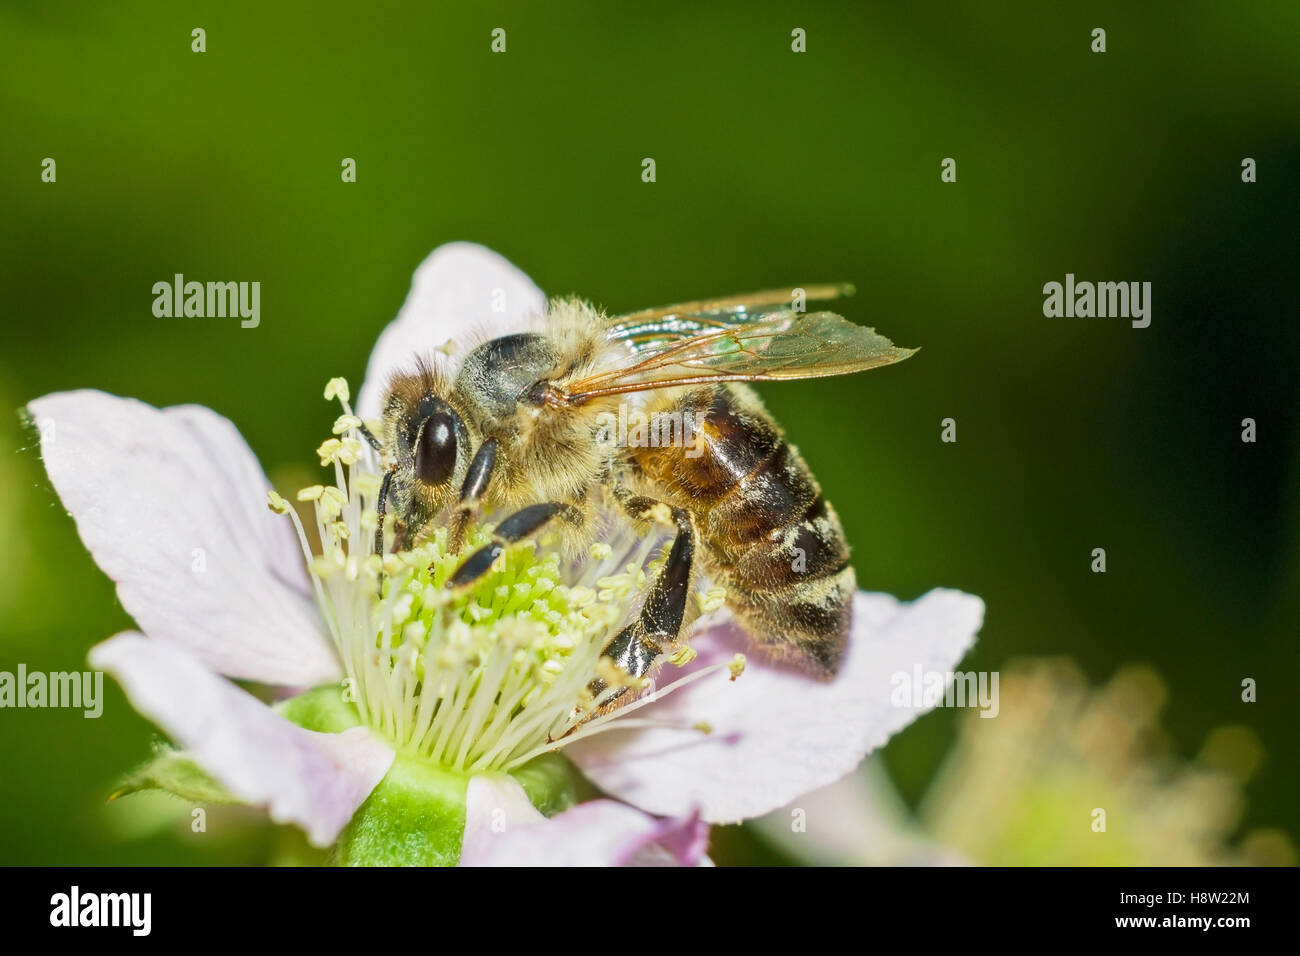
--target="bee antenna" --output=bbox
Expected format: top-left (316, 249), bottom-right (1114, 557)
top-left (374, 468), bottom-right (395, 556)
top-left (357, 421), bottom-right (384, 454)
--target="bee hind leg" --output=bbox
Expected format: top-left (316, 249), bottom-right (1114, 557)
top-left (587, 498), bottom-right (696, 709)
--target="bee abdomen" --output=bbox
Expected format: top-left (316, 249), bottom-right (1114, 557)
top-left (730, 495), bottom-right (851, 587)
top-left (636, 385), bottom-right (854, 676)
top-left (728, 564), bottom-right (856, 676)
top-left (714, 491), bottom-right (855, 677)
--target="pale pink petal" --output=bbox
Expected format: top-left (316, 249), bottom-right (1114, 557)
top-left (29, 390), bottom-right (340, 686)
top-left (168, 404), bottom-right (314, 600)
top-left (91, 633), bottom-right (393, 847)
top-left (567, 588), bottom-right (984, 822)
top-left (460, 775), bottom-right (709, 867)
top-left (356, 242), bottom-right (547, 419)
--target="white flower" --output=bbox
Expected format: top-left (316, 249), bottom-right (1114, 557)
top-left (29, 242), bottom-right (984, 865)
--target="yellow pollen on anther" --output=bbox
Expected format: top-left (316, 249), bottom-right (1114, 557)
top-left (728, 653), bottom-right (747, 680)
top-left (315, 439), bottom-right (341, 466)
top-left (698, 586), bottom-right (727, 614)
top-left (318, 487), bottom-right (347, 520)
top-left (669, 645), bottom-right (698, 667)
top-left (334, 438), bottom-right (363, 465)
top-left (323, 377), bottom-right (350, 403)
top-left (333, 414), bottom-right (363, 435)
top-left (647, 502), bottom-right (674, 526)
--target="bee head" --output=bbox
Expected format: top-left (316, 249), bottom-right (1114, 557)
top-left (381, 369), bottom-right (472, 535)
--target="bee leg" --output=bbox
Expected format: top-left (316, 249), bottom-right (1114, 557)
top-left (447, 438), bottom-right (499, 553)
top-left (587, 499), bottom-right (695, 709)
top-left (445, 500), bottom-right (583, 589)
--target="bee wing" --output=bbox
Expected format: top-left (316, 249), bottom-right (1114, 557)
top-left (610, 282), bottom-right (856, 329)
top-left (553, 289), bottom-right (916, 403)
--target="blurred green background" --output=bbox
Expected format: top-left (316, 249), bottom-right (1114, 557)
top-left (1, 1), bottom-right (1296, 864)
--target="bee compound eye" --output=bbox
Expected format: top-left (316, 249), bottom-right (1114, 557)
top-left (414, 411), bottom-right (458, 486)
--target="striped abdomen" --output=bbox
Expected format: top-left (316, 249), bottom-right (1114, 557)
top-left (630, 384), bottom-right (854, 675)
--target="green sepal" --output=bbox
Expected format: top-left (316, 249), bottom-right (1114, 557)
top-left (510, 752), bottom-right (586, 816)
top-left (109, 685), bottom-right (363, 807)
top-left (110, 747), bottom-right (237, 805)
top-left (274, 683), bottom-right (364, 733)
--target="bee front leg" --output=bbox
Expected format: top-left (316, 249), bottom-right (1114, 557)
top-left (447, 437), bottom-right (499, 553)
top-left (588, 497), bottom-right (696, 708)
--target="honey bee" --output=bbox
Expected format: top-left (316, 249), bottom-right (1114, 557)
top-left (370, 285), bottom-right (915, 685)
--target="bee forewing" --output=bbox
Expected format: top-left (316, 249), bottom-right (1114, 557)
top-left (559, 308), bottom-right (916, 402)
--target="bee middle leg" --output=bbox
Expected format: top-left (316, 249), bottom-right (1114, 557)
top-left (589, 496), bottom-right (696, 705)
top-left (445, 500), bottom-right (584, 589)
